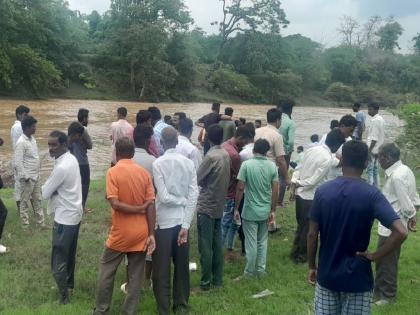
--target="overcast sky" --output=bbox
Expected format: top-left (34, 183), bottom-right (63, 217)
top-left (67, 0), bottom-right (420, 52)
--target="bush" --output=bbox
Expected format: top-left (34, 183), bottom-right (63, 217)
top-left (325, 82), bottom-right (354, 103)
top-left (396, 103), bottom-right (420, 168)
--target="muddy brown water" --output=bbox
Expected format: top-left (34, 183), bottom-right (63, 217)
top-left (0, 99), bottom-right (403, 184)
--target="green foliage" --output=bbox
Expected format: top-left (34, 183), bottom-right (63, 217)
top-left (325, 82), bottom-right (354, 103)
top-left (396, 104), bottom-right (420, 167)
top-left (413, 33), bottom-right (420, 54)
top-left (377, 21), bottom-right (404, 52)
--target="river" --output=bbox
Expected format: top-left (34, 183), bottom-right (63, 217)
top-left (0, 99), bottom-right (403, 183)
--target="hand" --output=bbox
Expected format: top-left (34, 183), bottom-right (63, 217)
top-left (408, 216), bottom-right (417, 232)
top-left (356, 250), bottom-right (375, 261)
top-left (146, 235), bottom-right (156, 256)
top-left (234, 210), bottom-right (241, 222)
top-left (308, 268), bottom-right (317, 286)
top-left (177, 228), bottom-right (188, 246)
top-left (268, 212), bottom-right (275, 224)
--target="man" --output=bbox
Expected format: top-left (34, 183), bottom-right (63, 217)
top-left (307, 141), bottom-right (408, 315)
top-left (352, 102), bottom-right (366, 140)
top-left (290, 146), bottom-right (304, 169)
top-left (152, 126), bottom-right (199, 315)
top-left (289, 129), bottom-right (345, 264)
top-left (77, 108), bottom-right (93, 211)
top-left (176, 118), bottom-right (202, 170)
top-left (221, 125), bottom-right (254, 254)
top-left (14, 116), bottom-right (45, 228)
top-left (254, 120), bottom-right (262, 129)
top-left (0, 138), bottom-right (8, 253)
top-left (219, 107), bottom-right (236, 142)
top-left (196, 102), bottom-right (222, 155)
top-left (278, 100), bottom-right (296, 206)
top-left (149, 106), bottom-right (170, 156)
top-left (173, 112), bottom-right (187, 130)
top-left (136, 110), bottom-right (160, 157)
top-left (11, 105), bottom-right (30, 211)
top-left (133, 124), bottom-right (156, 175)
top-left (93, 137), bottom-right (156, 315)
top-left (254, 108), bottom-right (289, 232)
top-left (110, 107), bottom-right (134, 166)
top-left (234, 139), bottom-right (279, 277)
top-left (367, 102), bottom-right (385, 187)
top-left (196, 124), bottom-right (230, 291)
top-left (374, 143), bottom-right (420, 305)
top-left (42, 131), bottom-right (83, 304)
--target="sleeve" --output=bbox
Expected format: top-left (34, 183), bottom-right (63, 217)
top-left (42, 166), bottom-right (65, 200)
top-left (197, 114), bottom-right (208, 124)
top-left (14, 141), bottom-right (26, 180)
top-left (373, 191), bottom-right (400, 228)
top-left (182, 166), bottom-right (199, 229)
top-left (82, 128), bottom-right (93, 150)
top-left (144, 174), bottom-right (155, 201)
top-left (196, 155), bottom-right (212, 187)
top-left (273, 134), bottom-right (285, 157)
top-left (291, 169), bottom-right (300, 184)
top-left (296, 158), bottom-right (331, 188)
top-left (309, 189), bottom-right (322, 223)
top-left (236, 162), bottom-right (247, 182)
top-left (393, 177), bottom-right (416, 219)
top-left (287, 122), bottom-right (296, 153)
top-left (191, 148), bottom-right (202, 171)
top-left (106, 169), bottom-right (119, 199)
top-left (231, 154), bottom-right (242, 178)
top-left (152, 162), bottom-right (187, 206)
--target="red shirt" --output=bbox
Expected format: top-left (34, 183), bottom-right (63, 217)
top-left (222, 139), bottom-right (241, 199)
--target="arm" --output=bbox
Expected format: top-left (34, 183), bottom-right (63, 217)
top-left (295, 159), bottom-right (330, 188)
top-left (234, 180), bottom-right (245, 219)
top-left (14, 142), bottom-right (26, 180)
top-left (393, 177), bottom-right (417, 220)
top-left (191, 148), bottom-right (203, 171)
top-left (145, 202), bottom-right (156, 255)
top-left (307, 220), bottom-right (319, 285)
top-left (82, 128), bottom-right (93, 150)
top-left (152, 163), bottom-right (187, 206)
top-left (42, 166), bottom-right (65, 199)
top-left (196, 156), bottom-right (212, 187)
top-left (108, 197), bottom-right (152, 214)
top-left (288, 122), bottom-right (296, 153)
top-left (276, 156), bottom-right (289, 182)
top-left (269, 181), bottom-right (279, 224)
top-left (181, 169), bottom-right (199, 230)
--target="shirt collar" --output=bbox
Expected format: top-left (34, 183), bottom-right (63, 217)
top-left (55, 151), bottom-right (70, 163)
top-left (266, 124), bottom-right (278, 131)
top-left (22, 133), bottom-right (31, 141)
top-left (208, 145), bottom-right (222, 152)
top-left (164, 148), bottom-right (178, 155)
top-left (178, 135), bottom-right (190, 142)
top-left (385, 160), bottom-right (402, 177)
top-left (116, 158), bottom-right (134, 165)
top-left (135, 148), bottom-right (148, 154)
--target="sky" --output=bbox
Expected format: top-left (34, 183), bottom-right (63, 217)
top-left (67, 0), bottom-right (420, 52)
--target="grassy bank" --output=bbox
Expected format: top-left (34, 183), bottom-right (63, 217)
top-left (0, 175), bottom-right (419, 315)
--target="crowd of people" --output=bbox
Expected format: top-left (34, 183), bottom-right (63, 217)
top-left (0, 100), bottom-right (418, 315)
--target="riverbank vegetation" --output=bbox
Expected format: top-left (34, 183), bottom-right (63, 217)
top-left (1, 1), bottom-right (420, 105)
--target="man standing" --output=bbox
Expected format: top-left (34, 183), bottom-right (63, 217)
top-left (94, 137), bottom-right (156, 315)
top-left (172, 112), bottom-right (187, 130)
top-left (42, 131), bottom-right (83, 304)
top-left (14, 116), bottom-right (45, 228)
top-left (367, 102), bottom-right (385, 187)
top-left (0, 137), bottom-right (8, 253)
top-left (307, 141), bottom-right (408, 315)
top-left (254, 120), bottom-right (262, 129)
top-left (255, 108), bottom-right (289, 232)
top-left (77, 108), bottom-right (93, 212)
top-left (110, 107), bottom-right (134, 167)
top-left (136, 110), bottom-right (160, 158)
top-left (176, 118), bottom-right (202, 170)
top-left (289, 129), bottom-right (345, 263)
top-left (133, 124), bottom-right (156, 175)
top-left (234, 139), bottom-right (279, 277)
top-left (149, 106), bottom-right (170, 156)
top-left (196, 103), bottom-right (224, 155)
top-left (152, 127), bottom-right (199, 315)
top-left (219, 107), bottom-right (236, 142)
top-left (196, 124), bottom-right (230, 291)
top-left (221, 126), bottom-right (254, 254)
top-left (374, 143), bottom-right (420, 305)
top-left (352, 102), bottom-right (366, 140)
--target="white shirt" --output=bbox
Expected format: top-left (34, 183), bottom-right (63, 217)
top-left (367, 114), bottom-right (385, 154)
top-left (291, 144), bottom-right (333, 200)
top-left (175, 135), bottom-right (202, 170)
top-left (14, 134), bottom-right (40, 181)
top-left (110, 119), bottom-right (134, 164)
top-left (240, 143), bottom-right (254, 162)
top-left (11, 120), bottom-right (23, 149)
top-left (153, 149), bottom-right (199, 229)
top-left (326, 136), bottom-right (352, 180)
top-left (378, 161), bottom-right (420, 237)
top-left (42, 152), bottom-right (83, 225)
top-left (133, 148), bottom-right (156, 176)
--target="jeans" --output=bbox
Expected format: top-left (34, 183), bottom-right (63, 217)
top-left (0, 198), bottom-right (7, 239)
top-left (222, 199), bottom-right (239, 250)
top-left (79, 164), bottom-right (90, 208)
top-left (243, 219), bottom-right (268, 277)
top-left (367, 158), bottom-right (380, 188)
top-left (290, 196), bottom-right (312, 263)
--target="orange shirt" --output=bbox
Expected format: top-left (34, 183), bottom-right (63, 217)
top-left (105, 159), bottom-right (155, 252)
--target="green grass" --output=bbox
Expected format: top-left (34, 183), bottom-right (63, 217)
top-left (1, 175), bottom-right (419, 315)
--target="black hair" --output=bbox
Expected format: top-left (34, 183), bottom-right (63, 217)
top-left (279, 99), bottom-right (295, 115)
top-left (179, 118), bottom-right (193, 135)
top-left (15, 105), bottom-right (30, 118)
top-left (174, 112), bottom-right (187, 120)
top-left (255, 119), bottom-right (262, 124)
top-left (212, 102), bottom-right (221, 111)
top-left (78, 108), bottom-right (89, 123)
top-left (339, 115), bottom-right (358, 128)
top-left (310, 134), bottom-right (319, 143)
top-left (67, 121), bottom-right (84, 136)
top-left (234, 125), bottom-right (254, 140)
top-left (330, 120), bottom-right (339, 130)
top-left (368, 102), bottom-right (380, 110)
top-left (136, 110), bottom-right (151, 125)
top-left (244, 122), bottom-right (256, 139)
top-left (342, 140), bottom-right (368, 169)
top-left (379, 143), bottom-right (400, 161)
top-left (253, 139), bottom-right (270, 155)
top-left (49, 130), bottom-right (68, 145)
top-left (239, 117), bottom-right (246, 125)
top-left (297, 146), bottom-right (304, 151)
top-left (21, 115), bottom-right (37, 130)
top-left (133, 124), bottom-right (153, 148)
top-left (148, 106), bottom-right (161, 121)
top-left (325, 129), bottom-right (346, 151)
top-left (115, 137), bottom-right (135, 159)
top-left (224, 107), bottom-right (234, 116)
top-left (164, 115), bottom-right (172, 124)
top-left (207, 124), bottom-right (224, 145)
top-left (117, 107), bottom-right (127, 117)
top-left (267, 108), bottom-right (282, 123)
top-left (353, 102), bottom-right (361, 108)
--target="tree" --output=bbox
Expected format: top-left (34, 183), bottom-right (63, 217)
top-left (337, 15), bottom-right (360, 47)
top-left (361, 16), bottom-right (382, 48)
top-left (377, 20), bottom-right (403, 52)
top-left (215, 0), bottom-right (289, 48)
top-left (413, 33), bottom-right (420, 54)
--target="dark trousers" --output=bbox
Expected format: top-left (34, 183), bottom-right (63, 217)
top-left (94, 247), bottom-right (146, 315)
top-left (79, 164), bottom-right (90, 208)
top-left (197, 213), bottom-right (223, 289)
top-left (153, 225), bottom-right (189, 315)
top-left (290, 196), bottom-right (312, 263)
top-left (238, 196), bottom-right (245, 254)
top-left (374, 235), bottom-right (401, 300)
top-left (278, 153), bottom-right (291, 205)
top-left (0, 198), bottom-right (7, 239)
top-left (51, 222), bottom-right (80, 298)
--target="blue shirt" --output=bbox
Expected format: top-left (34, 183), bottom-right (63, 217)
top-left (310, 177), bottom-right (399, 293)
top-left (153, 120), bottom-right (170, 155)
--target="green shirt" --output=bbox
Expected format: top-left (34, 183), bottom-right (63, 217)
top-left (219, 120), bottom-right (236, 142)
top-left (237, 156), bottom-right (279, 221)
top-left (279, 114), bottom-right (296, 155)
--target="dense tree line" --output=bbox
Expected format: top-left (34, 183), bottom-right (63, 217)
top-left (1, 0), bottom-right (420, 105)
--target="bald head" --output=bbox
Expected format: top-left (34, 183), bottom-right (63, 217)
top-left (161, 126), bottom-right (178, 151)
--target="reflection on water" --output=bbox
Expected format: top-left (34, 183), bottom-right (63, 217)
top-left (0, 99), bottom-right (403, 182)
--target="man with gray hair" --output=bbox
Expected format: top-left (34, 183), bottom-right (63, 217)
top-left (374, 143), bottom-right (420, 305)
top-left (152, 126), bottom-right (199, 315)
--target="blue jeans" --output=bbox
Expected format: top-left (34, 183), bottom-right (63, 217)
top-left (367, 158), bottom-right (380, 187)
top-left (222, 199), bottom-right (239, 250)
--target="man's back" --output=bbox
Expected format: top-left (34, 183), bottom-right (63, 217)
top-left (219, 120), bottom-right (235, 142)
top-left (221, 139), bottom-right (241, 199)
top-left (255, 125), bottom-right (284, 163)
top-left (367, 114), bottom-right (385, 154)
top-left (133, 148), bottom-right (156, 176)
top-left (176, 135), bottom-right (202, 170)
top-left (310, 177), bottom-right (399, 292)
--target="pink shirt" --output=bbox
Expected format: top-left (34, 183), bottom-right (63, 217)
top-left (111, 119), bottom-right (134, 163)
